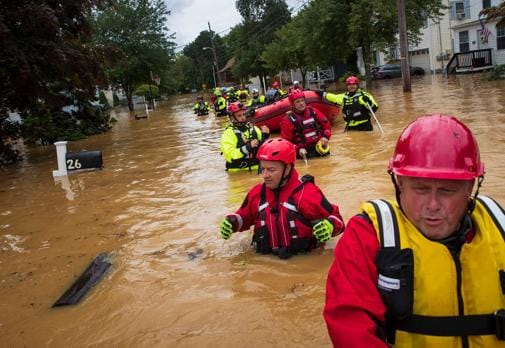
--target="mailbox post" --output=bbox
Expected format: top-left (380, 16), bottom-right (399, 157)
top-left (52, 141), bottom-right (103, 177)
top-left (53, 141), bottom-right (69, 177)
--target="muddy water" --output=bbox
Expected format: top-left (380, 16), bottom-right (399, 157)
top-left (1, 74), bottom-right (504, 347)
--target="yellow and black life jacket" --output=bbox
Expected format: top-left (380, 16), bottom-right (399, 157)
top-left (361, 196), bottom-right (505, 347)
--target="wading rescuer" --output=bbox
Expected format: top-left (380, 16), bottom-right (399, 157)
top-left (323, 114), bottom-right (505, 347)
top-left (281, 89), bottom-right (331, 159)
top-left (193, 95), bottom-right (210, 116)
top-left (220, 138), bottom-right (345, 259)
top-left (246, 88), bottom-right (266, 109)
top-left (213, 88), bottom-right (227, 116)
top-left (220, 101), bottom-right (270, 172)
top-left (318, 75), bottom-right (378, 131)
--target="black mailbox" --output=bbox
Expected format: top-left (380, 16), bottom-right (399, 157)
top-left (65, 150), bottom-right (103, 172)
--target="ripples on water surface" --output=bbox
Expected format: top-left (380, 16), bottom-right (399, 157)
top-left (0, 74), bottom-right (504, 347)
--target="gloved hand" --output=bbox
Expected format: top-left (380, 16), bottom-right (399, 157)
top-left (315, 90), bottom-right (325, 98)
top-left (312, 219), bottom-right (333, 242)
top-left (220, 219), bottom-right (234, 240)
top-left (362, 95), bottom-right (371, 105)
top-left (299, 148), bottom-right (308, 157)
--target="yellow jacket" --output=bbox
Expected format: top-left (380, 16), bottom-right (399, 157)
top-left (220, 124), bottom-right (264, 172)
top-left (361, 196), bottom-right (505, 347)
top-left (324, 89), bottom-right (378, 127)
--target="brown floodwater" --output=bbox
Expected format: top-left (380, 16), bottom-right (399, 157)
top-left (1, 74), bottom-right (504, 347)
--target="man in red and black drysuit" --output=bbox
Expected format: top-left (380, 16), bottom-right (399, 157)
top-left (280, 89), bottom-right (331, 159)
top-left (219, 138), bottom-right (344, 259)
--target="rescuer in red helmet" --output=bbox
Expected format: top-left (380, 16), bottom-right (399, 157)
top-left (264, 80), bottom-right (287, 104)
top-left (219, 138), bottom-right (345, 259)
top-left (318, 75), bottom-right (379, 131)
top-left (220, 101), bottom-right (270, 172)
top-left (323, 115), bottom-right (505, 347)
top-left (280, 89), bottom-right (332, 158)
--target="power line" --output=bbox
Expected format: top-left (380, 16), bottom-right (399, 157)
top-left (173, 0), bottom-right (309, 53)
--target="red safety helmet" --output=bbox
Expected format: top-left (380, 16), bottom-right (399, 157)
top-left (389, 114), bottom-right (484, 180)
top-left (227, 101), bottom-right (244, 114)
top-left (272, 81), bottom-right (280, 89)
top-left (288, 89), bottom-right (305, 106)
top-left (257, 138), bottom-right (296, 165)
top-left (345, 75), bottom-right (360, 85)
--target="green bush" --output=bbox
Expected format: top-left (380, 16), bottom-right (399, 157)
top-left (487, 64), bottom-right (505, 80)
top-left (98, 90), bottom-right (110, 109)
top-left (134, 84), bottom-right (160, 99)
top-left (113, 93), bottom-right (120, 107)
top-left (21, 99), bottom-right (111, 145)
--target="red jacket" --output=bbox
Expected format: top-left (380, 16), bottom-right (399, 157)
top-left (229, 169), bottom-right (344, 250)
top-left (280, 106), bottom-right (331, 151)
top-left (323, 215), bottom-right (388, 347)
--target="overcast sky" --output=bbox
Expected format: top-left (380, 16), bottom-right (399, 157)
top-left (166, 0), bottom-right (306, 51)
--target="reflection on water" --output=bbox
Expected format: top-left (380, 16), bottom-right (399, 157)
top-left (0, 74), bottom-right (504, 346)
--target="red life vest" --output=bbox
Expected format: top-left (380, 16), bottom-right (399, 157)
top-left (288, 106), bottom-right (322, 146)
top-left (253, 175), bottom-right (317, 258)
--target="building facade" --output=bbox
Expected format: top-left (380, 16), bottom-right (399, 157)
top-left (375, 0), bottom-right (504, 74)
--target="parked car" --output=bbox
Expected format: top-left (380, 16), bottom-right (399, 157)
top-left (371, 64), bottom-right (425, 79)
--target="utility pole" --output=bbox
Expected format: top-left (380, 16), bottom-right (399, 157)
top-left (397, 0), bottom-right (411, 92)
top-left (208, 22), bottom-right (221, 85)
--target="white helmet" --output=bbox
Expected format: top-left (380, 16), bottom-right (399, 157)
top-left (252, 88), bottom-right (259, 94)
top-left (293, 80), bottom-right (300, 85)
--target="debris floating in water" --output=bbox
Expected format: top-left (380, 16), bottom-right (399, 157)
top-left (52, 252), bottom-right (112, 307)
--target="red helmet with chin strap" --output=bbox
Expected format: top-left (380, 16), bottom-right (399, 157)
top-left (257, 138), bottom-right (296, 165)
top-left (345, 75), bottom-right (360, 85)
top-left (288, 89), bottom-right (305, 106)
top-left (389, 114), bottom-right (484, 180)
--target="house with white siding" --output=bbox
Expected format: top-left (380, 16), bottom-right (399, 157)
top-left (375, 0), bottom-right (504, 74)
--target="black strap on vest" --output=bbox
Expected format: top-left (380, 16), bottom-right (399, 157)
top-left (395, 311), bottom-right (505, 339)
top-left (372, 196), bottom-right (505, 341)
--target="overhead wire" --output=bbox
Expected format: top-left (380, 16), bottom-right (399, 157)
top-left (174, 0), bottom-right (309, 54)
top-left (203, 1), bottom-right (310, 64)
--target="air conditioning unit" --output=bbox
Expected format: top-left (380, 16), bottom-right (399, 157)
top-left (456, 12), bottom-right (465, 20)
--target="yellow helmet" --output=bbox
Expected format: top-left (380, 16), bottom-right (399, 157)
top-left (315, 140), bottom-right (330, 155)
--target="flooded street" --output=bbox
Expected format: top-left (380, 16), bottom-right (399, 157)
top-left (1, 74), bottom-right (504, 347)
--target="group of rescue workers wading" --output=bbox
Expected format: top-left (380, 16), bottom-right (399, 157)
top-left (193, 75), bottom-right (505, 347)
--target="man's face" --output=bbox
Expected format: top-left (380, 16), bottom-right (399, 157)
top-left (398, 176), bottom-right (473, 240)
top-left (346, 83), bottom-right (358, 93)
top-left (232, 109), bottom-right (246, 123)
top-left (261, 160), bottom-right (291, 189)
top-left (293, 98), bottom-right (306, 112)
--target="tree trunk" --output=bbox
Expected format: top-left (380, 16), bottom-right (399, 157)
top-left (299, 67), bottom-right (307, 90)
top-left (123, 80), bottom-right (134, 111)
top-left (362, 44), bottom-right (373, 88)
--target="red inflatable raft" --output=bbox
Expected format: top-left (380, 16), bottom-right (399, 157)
top-left (249, 90), bottom-right (340, 132)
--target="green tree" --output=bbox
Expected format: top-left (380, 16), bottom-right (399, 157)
top-left (229, 0), bottom-right (291, 81)
top-left (265, 0), bottom-right (445, 84)
top-left (0, 0), bottom-right (108, 165)
top-left (99, 90), bottom-right (110, 109)
top-left (93, 0), bottom-right (175, 110)
top-left (162, 54), bottom-right (198, 93)
top-left (261, 13), bottom-right (311, 87)
top-left (481, 0), bottom-right (505, 26)
top-left (183, 30), bottom-right (228, 89)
